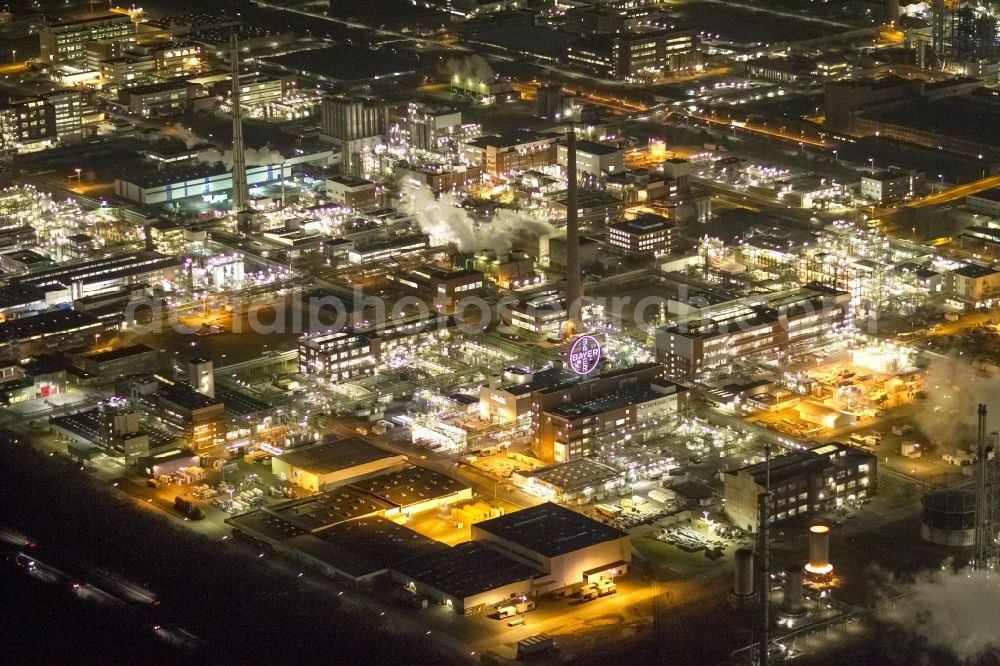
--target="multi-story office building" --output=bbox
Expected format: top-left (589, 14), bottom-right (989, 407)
top-left (155, 43), bottom-right (201, 78)
top-left (530, 363), bottom-right (687, 463)
top-left (120, 79), bottom-right (189, 116)
top-left (42, 90), bottom-right (82, 140)
top-left (0, 97), bottom-right (53, 153)
top-left (388, 265), bottom-right (483, 313)
top-left (556, 139), bottom-right (623, 176)
top-left (860, 167), bottom-right (924, 203)
top-left (566, 30), bottom-right (700, 81)
top-left (948, 263), bottom-right (1000, 304)
top-left (607, 213), bottom-right (673, 256)
top-left (655, 286), bottom-right (851, 376)
top-left (724, 442), bottom-right (876, 532)
top-left (40, 14), bottom-right (136, 67)
top-left (155, 381), bottom-right (225, 450)
top-left (98, 55), bottom-right (156, 90)
top-left (298, 332), bottom-right (377, 381)
top-left (463, 131), bottom-right (556, 177)
top-left (299, 314), bottom-right (460, 380)
top-left (394, 163), bottom-right (483, 194)
top-left (506, 291), bottom-right (576, 338)
top-left (325, 176), bottom-right (378, 211)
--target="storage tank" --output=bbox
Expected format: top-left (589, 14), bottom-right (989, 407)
top-left (782, 564), bottom-right (804, 613)
top-left (728, 547), bottom-right (755, 609)
top-left (804, 524), bottom-right (833, 575)
top-left (778, 563), bottom-right (807, 627)
top-left (920, 488), bottom-right (976, 547)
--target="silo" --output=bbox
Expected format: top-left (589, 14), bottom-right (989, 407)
top-left (920, 488), bottom-right (976, 547)
top-left (804, 524), bottom-right (833, 575)
top-left (778, 563), bottom-right (807, 627)
top-left (728, 547), bottom-right (755, 609)
top-left (782, 564), bottom-right (804, 613)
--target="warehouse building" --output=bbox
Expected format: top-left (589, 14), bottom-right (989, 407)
top-left (271, 438), bottom-right (408, 492)
top-left (83, 344), bottom-right (159, 378)
top-left (285, 517), bottom-right (447, 583)
top-left (14, 251), bottom-right (181, 304)
top-left (268, 486), bottom-right (397, 532)
top-left (350, 465), bottom-right (473, 519)
top-left (391, 541), bottom-right (537, 614)
top-left (966, 188), bottom-right (1000, 217)
top-left (472, 502), bottom-right (630, 594)
top-left (0, 309), bottom-right (102, 358)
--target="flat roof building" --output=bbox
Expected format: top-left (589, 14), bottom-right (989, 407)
top-left (513, 458), bottom-right (620, 500)
top-left (83, 344), bottom-right (158, 378)
top-left (463, 131), bottom-right (556, 177)
top-left (472, 502), bottom-right (630, 593)
top-left (391, 541), bottom-right (537, 614)
top-left (286, 517), bottom-right (448, 583)
top-left (608, 213), bottom-right (674, 257)
top-left (967, 188), bottom-right (1000, 217)
top-left (655, 286), bottom-right (851, 376)
top-left (350, 465), bottom-right (473, 518)
top-left (271, 438), bottom-right (408, 492)
top-left (530, 363), bottom-right (687, 463)
top-left (155, 381), bottom-right (225, 450)
top-left (557, 139), bottom-right (623, 176)
top-left (724, 442), bottom-right (876, 532)
top-left (40, 14), bottom-right (136, 66)
top-left (0, 309), bottom-right (102, 358)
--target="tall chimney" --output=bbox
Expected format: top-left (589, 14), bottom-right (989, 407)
top-left (885, 0), bottom-right (900, 25)
top-left (230, 33), bottom-right (248, 215)
top-left (565, 126), bottom-right (581, 338)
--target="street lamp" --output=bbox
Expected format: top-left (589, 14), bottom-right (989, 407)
top-left (11, 50), bottom-right (16, 65)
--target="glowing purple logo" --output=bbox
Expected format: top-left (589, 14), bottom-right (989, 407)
top-left (569, 335), bottom-right (602, 375)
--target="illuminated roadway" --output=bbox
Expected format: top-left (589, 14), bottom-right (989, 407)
top-left (903, 174), bottom-right (1000, 209)
top-left (676, 111), bottom-right (835, 149)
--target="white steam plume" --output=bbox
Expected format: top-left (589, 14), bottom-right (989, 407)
top-left (874, 563), bottom-right (1000, 663)
top-left (444, 55), bottom-right (495, 84)
top-left (198, 146), bottom-right (286, 170)
top-left (172, 123), bottom-right (201, 149)
top-left (399, 185), bottom-right (554, 256)
top-left (913, 353), bottom-right (1000, 453)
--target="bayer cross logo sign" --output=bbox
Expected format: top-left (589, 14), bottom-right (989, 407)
top-left (568, 335), bottom-right (601, 375)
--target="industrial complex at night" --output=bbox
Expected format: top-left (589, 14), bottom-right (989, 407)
top-left (1, 0), bottom-right (1000, 663)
